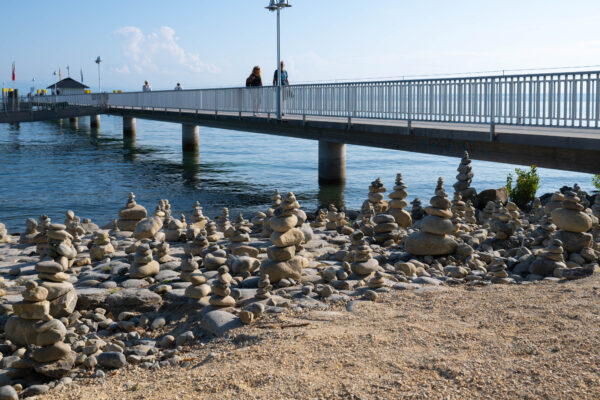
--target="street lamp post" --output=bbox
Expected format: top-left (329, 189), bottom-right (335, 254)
top-left (95, 56), bottom-right (102, 93)
top-left (266, 0), bottom-right (291, 120)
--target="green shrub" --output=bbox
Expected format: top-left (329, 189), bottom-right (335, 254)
top-left (593, 174), bottom-right (600, 190)
top-left (506, 165), bottom-right (540, 209)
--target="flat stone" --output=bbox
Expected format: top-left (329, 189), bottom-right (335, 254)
top-left (107, 288), bottom-right (162, 313)
top-left (270, 228), bottom-right (304, 247)
top-left (75, 288), bottom-right (110, 310)
top-left (200, 310), bottom-right (243, 337)
top-left (22, 385), bottom-right (49, 398)
top-left (404, 231), bottom-right (457, 256)
top-left (97, 351), bottom-right (127, 369)
top-left (0, 386), bottom-right (18, 400)
top-left (32, 342), bottom-right (71, 363)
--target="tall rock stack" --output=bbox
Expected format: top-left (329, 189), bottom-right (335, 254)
top-left (157, 199), bottom-right (172, 226)
top-left (36, 223), bottom-right (78, 318)
top-left (184, 270), bottom-right (211, 301)
top-left (464, 200), bottom-right (477, 224)
top-left (20, 217), bottom-right (39, 244)
top-left (256, 274), bottom-right (272, 299)
top-left (185, 230), bottom-right (209, 256)
top-left (388, 173), bottom-right (412, 228)
top-left (129, 243), bottom-right (160, 279)
top-left (479, 201), bottom-right (496, 226)
top-left (209, 266), bottom-right (235, 307)
top-left (118, 193), bottom-right (147, 231)
top-left (89, 231), bottom-right (115, 261)
top-left (405, 177), bottom-right (458, 256)
top-left (262, 190), bottom-right (282, 238)
top-left (261, 192), bottom-right (307, 283)
top-left (206, 221), bottom-right (219, 243)
top-left (0, 222), bottom-right (8, 243)
top-left (191, 201), bottom-right (208, 230)
top-left (367, 178), bottom-right (388, 213)
top-left (372, 214), bottom-right (398, 245)
top-left (551, 191), bottom-right (593, 253)
top-left (229, 214), bottom-right (258, 257)
top-left (453, 151), bottom-right (477, 206)
top-left (350, 230), bottom-right (379, 276)
top-left (216, 208), bottom-right (234, 238)
top-left (7, 281), bottom-right (74, 378)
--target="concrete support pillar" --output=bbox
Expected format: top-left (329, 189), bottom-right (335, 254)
top-left (182, 124), bottom-right (199, 152)
top-left (90, 115), bottom-right (100, 128)
top-left (69, 117), bottom-right (78, 128)
top-left (123, 117), bottom-right (136, 138)
top-left (318, 140), bottom-right (346, 184)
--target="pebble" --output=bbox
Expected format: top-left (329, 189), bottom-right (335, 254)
top-left (97, 352), bottom-right (128, 369)
top-left (0, 386), bottom-right (17, 400)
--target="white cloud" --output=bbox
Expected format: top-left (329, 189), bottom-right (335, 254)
top-left (114, 26), bottom-right (218, 76)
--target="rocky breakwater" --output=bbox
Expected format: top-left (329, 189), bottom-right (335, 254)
top-left (405, 177), bottom-right (458, 255)
top-left (6, 280), bottom-right (74, 379)
top-left (117, 192), bottom-right (147, 231)
top-left (551, 191), bottom-right (594, 253)
top-left (261, 192), bottom-right (307, 283)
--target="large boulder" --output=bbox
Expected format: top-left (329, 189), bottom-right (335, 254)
top-left (476, 188), bottom-right (508, 210)
top-left (133, 217), bottom-right (163, 240)
top-left (404, 231), bottom-right (458, 256)
top-left (5, 317), bottom-right (66, 347)
top-left (106, 288), bottom-right (162, 313)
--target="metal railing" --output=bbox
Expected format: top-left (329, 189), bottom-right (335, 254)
top-left (27, 70), bottom-right (600, 128)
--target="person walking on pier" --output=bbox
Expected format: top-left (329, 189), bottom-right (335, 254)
top-left (273, 61), bottom-right (290, 115)
top-left (142, 80), bottom-right (152, 92)
top-left (174, 83), bottom-right (183, 91)
top-left (246, 66), bottom-right (263, 116)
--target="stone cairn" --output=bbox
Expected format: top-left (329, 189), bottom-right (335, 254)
top-left (117, 192), bottom-right (147, 231)
top-left (531, 215), bottom-right (556, 247)
top-left (180, 252), bottom-right (200, 282)
top-left (366, 178), bottom-right (388, 213)
top-left (229, 214), bottom-right (258, 257)
top-left (185, 230), bottom-right (209, 257)
top-left (216, 208), bottom-right (234, 238)
top-left (372, 214), bottom-right (398, 245)
top-left (251, 211), bottom-right (266, 233)
top-left (157, 199), bottom-right (171, 227)
top-left (35, 223), bottom-right (78, 318)
top-left (190, 201), bottom-right (208, 230)
top-left (410, 198), bottom-right (425, 221)
top-left (261, 192), bottom-right (307, 283)
top-left (490, 204), bottom-right (518, 240)
top-left (209, 266), bottom-right (235, 307)
top-left (20, 217), bottom-right (39, 244)
top-left (529, 198), bottom-right (545, 223)
top-left (405, 177), bottom-right (458, 256)
top-left (349, 230), bottom-right (379, 276)
top-left (487, 258), bottom-right (509, 281)
top-left (551, 191), bottom-right (593, 253)
top-left (325, 205), bottom-right (343, 231)
top-left (165, 214), bottom-right (187, 242)
top-left (156, 242), bottom-right (176, 263)
top-left (262, 190), bottom-right (282, 238)
top-left (530, 239), bottom-right (567, 276)
top-left (206, 221), bottom-right (219, 243)
top-left (7, 280), bottom-right (74, 378)
top-left (35, 215), bottom-right (52, 258)
top-left (130, 243), bottom-right (160, 279)
top-left (310, 209), bottom-right (327, 228)
top-left (464, 200), bottom-right (477, 224)
top-left (479, 201), bottom-right (496, 226)
top-left (256, 274), bottom-right (272, 299)
top-left (388, 173), bottom-right (412, 228)
top-left (544, 192), bottom-right (565, 215)
top-left (184, 268), bottom-right (211, 300)
top-left (453, 150), bottom-right (477, 206)
top-left (358, 202), bottom-right (375, 237)
top-left (89, 231), bottom-right (115, 261)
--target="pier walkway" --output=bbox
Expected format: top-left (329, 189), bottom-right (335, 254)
top-left (3, 70), bottom-right (600, 182)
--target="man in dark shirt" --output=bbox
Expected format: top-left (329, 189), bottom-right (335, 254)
top-left (272, 61), bottom-right (289, 86)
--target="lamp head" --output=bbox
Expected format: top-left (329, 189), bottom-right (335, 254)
top-left (266, 0), bottom-right (291, 11)
top-left (95, 56), bottom-right (102, 64)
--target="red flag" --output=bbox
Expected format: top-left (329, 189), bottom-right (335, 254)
top-left (11, 62), bottom-right (15, 81)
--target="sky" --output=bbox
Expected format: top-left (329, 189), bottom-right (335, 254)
top-left (1, 0), bottom-right (600, 92)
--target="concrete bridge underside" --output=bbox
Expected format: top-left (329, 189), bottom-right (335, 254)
top-left (107, 108), bottom-right (600, 180)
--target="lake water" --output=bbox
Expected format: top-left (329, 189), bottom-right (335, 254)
top-left (0, 115), bottom-right (594, 232)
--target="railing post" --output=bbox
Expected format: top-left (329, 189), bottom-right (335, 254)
top-left (407, 82), bottom-right (412, 135)
top-left (490, 77), bottom-right (496, 141)
top-left (346, 85), bottom-right (351, 128)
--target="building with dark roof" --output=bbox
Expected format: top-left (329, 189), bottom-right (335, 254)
top-left (47, 78), bottom-right (89, 95)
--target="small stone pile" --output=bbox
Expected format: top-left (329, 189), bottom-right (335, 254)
top-left (310, 209), bottom-right (327, 228)
top-left (405, 177), bottom-right (457, 256)
top-left (479, 201), bottom-right (496, 225)
top-left (165, 214), bottom-right (187, 242)
top-left (157, 199), bottom-right (171, 225)
top-left (156, 242), bottom-right (176, 263)
top-left (388, 173), bottom-right (412, 228)
top-left (190, 201), bottom-right (208, 230)
top-left (367, 178), bottom-right (388, 213)
top-left (350, 230), bottom-right (379, 276)
top-left (451, 193), bottom-right (467, 220)
top-left (529, 198), bottom-right (545, 223)
top-left (35, 215), bottom-right (52, 258)
top-left (490, 204), bottom-right (518, 240)
top-left (261, 192), bottom-right (307, 283)
top-left (464, 200), bottom-right (477, 224)
top-left (372, 214), bottom-right (398, 245)
top-left (209, 266), bottom-right (235, 307)
top-left (531, 215), bottom-right (557, 247)
top-left (544, 192), bottom-right (565, 215)
top-left (551, 191), bottom-right (593, 253)
top-left (184, 269), bottom-right (211, 301)
top-left (117, 193), bottom-right (147, 231)
top-left (180, 252), bottom-right (200, 282)
top-left (411, 198), bottom-right (425, 221)
top-left (216, 208), bottom-right (234, 238)
top-left (358, 202), bottom-right (375, 236)
top-left (256, 274), bottom-right (272, 299)
top-left (7, 280), bottom-right (74, 378)
top-left (251, 211), bottom-right (266, 232)
top-left (64, 210), bottom-right (85, 241)
top-left (20, 217), bottom-right (39, 244)
top-left (325, 205), bottom-right (343, 231)
top-left (262, 190), bottom-right (282, 238)
top-left (129, 243), bottom-right (159, 279)
top-left (530, 239), bottom-right (567, 276)
top-left (89, 231), bottom-right (115, 261)
top-left (453, 150), bottom-right (477, 206)
top-left (185, 230), bottom-right (209, 256)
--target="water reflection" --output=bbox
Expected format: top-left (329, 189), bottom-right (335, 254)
top-left (318, 181), bottom-right (346, 210)
top-left (182, 151), bottom-right (200, 186)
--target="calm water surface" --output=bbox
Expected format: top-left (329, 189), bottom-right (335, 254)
top-left (0, 116), bottom-right (594, 232)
